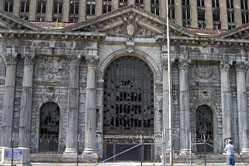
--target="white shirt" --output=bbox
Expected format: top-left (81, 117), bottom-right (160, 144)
top-left (224, 144), bottom-right (234, 155)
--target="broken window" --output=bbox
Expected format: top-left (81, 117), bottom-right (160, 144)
top-left (119, 0), bottom-right (128, 7)
top-left (37, 0), bottom-right (46, 13)
top-left (227, 0), bottom-right (234, 9)
top-left (213, 9), bottom-right (220, 21)
top-left (198, 9), bottom-right (205, 21)
top-left (103, 57), bottom-right (154, 135)
top-left (4, 0), bottom-right (13, 12)
top-left (103, 0), bottom-right (112, 13)
top-left (196, 105), bottom-right (213, 153)
top-left (69, 0), bottom-right (79, 22)
top-left (86, 0), bottom-right (96, 16)
top-left (135, 0), bottom-right (144, 8)
top-left (39, 102), bottom-right (60, 152)
top-left (151, 0), bottom-right (159, 15)
top-left (197, 0), bottom-right (205, 7)
top-left (212, 0), bottom-right (219, 8)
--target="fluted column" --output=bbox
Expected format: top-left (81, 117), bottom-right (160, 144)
top-left (220, 62), bottom-right (232, 141)
top-left (64, 55), bottom-right (80, 155)
top-left (190, 0), bottom-right (198, 28)
top-left (220, 0), bottom-right (228, 30)
top-left (29, 0), bottom-right (38, 21)
top-left (179, 59), bottom-right (190, 153)
top-left (62, 0), bottom-right (70, 22)
top-left (175, 0), bottom-right (183, 26)
top-left (236, 62), bottom-right (249, 154)
top-left (82, 53), bottom-right (98, 160)
top-left (13, 0), bottom-right (21, 16)
top-left (205, 0), bottom-right (213, 29)
top-left (0, 50), bottom-right (17, 147)
top-left (18, 53), bottom-right (35, 148)
top-left (79, 0), bottom-right (86, 22)
top-left (234, 0), bottom-right (242, 27)
top-left (45, 0), bottom-right (53, 21)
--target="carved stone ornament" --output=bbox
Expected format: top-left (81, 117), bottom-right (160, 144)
top-left (86, 51), bottom-right (99, 66)
top-left (0, 56), bottom-right (5, 76)
top-left (220, 62), bottom-right (231, 72)
top-left (236, 61), bottom-right (247, 73)
top-left (3, 47), bottom-right (17, 65)
top-left (22, 53), bottom-right (35, 65)
top-left (179, 59), bottom-right (190, 70)
top-left (194, 64), bottom-right (214, 80)
top-left (68, 54), bottom-right (81, 66)
top-left (124, 14), bottom-right (137, 38)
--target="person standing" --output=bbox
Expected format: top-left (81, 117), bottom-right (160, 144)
top-left (224, 139), bottom-right (235, 166)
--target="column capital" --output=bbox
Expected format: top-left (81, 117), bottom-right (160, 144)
top-left (86, 52), bottom-right (99, 66)
top-left (236, 61), bottom-right (247, 73)
top-left (68, 54), bottom-right (81, 66)
top-left (3, 48), bottom-right (17, 65)
top-left (220, 61), bottom-right (231, 72)
top-left (179, 59), bottom-right (190, 70)
top-left (22, 53), bottom-right (35, 65)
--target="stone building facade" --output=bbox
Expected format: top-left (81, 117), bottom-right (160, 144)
top-left (0, 5), bottom-right (249, 162)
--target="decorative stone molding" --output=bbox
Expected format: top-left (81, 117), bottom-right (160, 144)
top-left (3, 47), bottom-right (17, 65)
top-left (179, 59), bottom-right (190, 70)
top-left (22, 53), bottom-right (35, 65)
top-left (68, 54), bottom-right (81, 66)
top-left (86, 51), bottom-right (99, 66)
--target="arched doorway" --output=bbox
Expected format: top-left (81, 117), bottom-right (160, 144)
top-left (39, 102), bottom-right (60, 152)
top-left (103, 56), bottom-right (154, 161)
top-left (195, 105), bottom-right (214, 153)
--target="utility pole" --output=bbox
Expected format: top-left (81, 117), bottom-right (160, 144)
top-left (166, 0), bottom-right (173, 166)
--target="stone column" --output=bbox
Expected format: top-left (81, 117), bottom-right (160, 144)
top-left (179, 59), bottom-right (190, 153)
top-left (0, 0), bottom-right (4, 10)
top-left (234, 0), bottom-right (242, 27)
top-left (236, 62), bottom-right (249, 154)
top-left (161, 48), bottom-right (169, 148)
top-left (112, 0), bottom-right (119, 10)
top-left (45, 0), bottom-right (53, 21)
top-left (29, 0), bottom-right (38, 21)
top-left (190, 0), bottom-right (198, 28)
top-left (175, 0), bottom-right (183, 26)
top-left (13, 0), bottom-right (21, 16)
top-left (205, 0), bottom-right (213, 29)
top-left (0, 50), bottom-right (17, 148)
top-left (144, 0), bottom-right (151, 12)
top-left (18, 53), bottom-right (35, 148)
top-left (160, 0), bottom-right (166, 19)
top-left (220, 62), bottom-right (232, 141)
top-left (82, 53), bottom-right (98, 160)
top-left (62, 0), bottom-right (70, 22)
top-left (220, 0), bottom-right (228, 30)
top-left (79, 0), bottom-right (86, 22)
top-left (64, 55), bottom-right (80, 155)
top-left (128, 0), bottom-right (135, 6)
top-left (96, 0), bottom-right (103, 16)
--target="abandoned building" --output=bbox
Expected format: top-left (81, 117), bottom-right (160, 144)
top-left (0, 0), bottom-right (249, 162)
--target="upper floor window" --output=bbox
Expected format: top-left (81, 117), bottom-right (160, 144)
top-left (53, 0), bottom-right (63, 14)
top-left (182, 0), bottom-right (189, 6)
top-left (169, 0), bottom-right (174, 5)
top-left (20, 0), bottom-right (30, 13)
top-left (119, 0), bottom-right (128, 7)
top-left (197, 0), bottom-right (205, 7)
top-left (87, 0), bottom-right (96, 16)
top-left (4, 0), bottom-right (13, 12)
top-left (135, 0), bottom-right (144, 8)
top-left (37, 0), bottom-right (46, 13)
top-left (241, 0), bottom-right (248, 10)
top-left (212, 0), bottom-right (219, 7)
top-left (151, 0), bottom-right (159, 15)
top-left (70, 0), bottom-right (79, 14)
top-left (103, 0), bottom-right (112, 13)
top-left (227, 0), bottom-right (234, 9)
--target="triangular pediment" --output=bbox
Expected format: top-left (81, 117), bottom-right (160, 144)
top-left (218, 23), bottom-right (249, 39)
top-left (0, 9), bottom-right (41, 31)
top-left (62, 6), bottom-right (195, 38)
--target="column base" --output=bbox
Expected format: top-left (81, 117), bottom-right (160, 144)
top-left (82, 149), bottom-right (98, 162)
top-left (63, 148), bottom-right (78, 156)
top-left (240, 148), bottom-right (249, 155)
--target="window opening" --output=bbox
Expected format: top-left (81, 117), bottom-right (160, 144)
top-left (103, 0), bottom-right (112, 13)
top-left (212, 0), bottom-right (219, 7)
top-left (151, 0), bottom-right (159, 15)
top-left (4, 0), bottom-right (13, 12)
top-left (69, 0), bottom-right (79, 22)
top-left (197, 0), bottom-right (205, 7)
top-left (119, 0), bottom-right (128, 7)
top-left (86, 0), bottom-right (96, 17)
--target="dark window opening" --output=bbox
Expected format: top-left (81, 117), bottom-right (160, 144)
top-left (135, 0), bottom-right (144, 8)
top-left (53, 0), bottom-right (63, 14)
top-left (213, 22), bottom-right (221, 29)
top-left (241, 0), bottom-right (248, 10)
top-left (103, 0), bottom-right (112, 13)
top-left (4, 0), bottom-right (13, 12)
top-left (20, 0), bottom-right (30, 13)
top-left (169, 0), bottom-right (174, 5)
top-left (197, 0), bottom-right (205, 7)
top-left (212, 0), bottom-right (219, 8)
top-left (87, 0), bottom-right (96, 16)
top-left (227, 0), bottom-right (234, 9)
top-left (213, 9), bottom-right (220, 21)
top-left (182, 0), bottom-right (189, 6)
top-left (198, 9), bottom-right (205, 21)
top-left (242, 12), bottom-right (249, 23)
top-left (119, 0), bottom-right (128, 7)
top-left (151, 0), bottom-right (160, 15)
top-left (227, 11), bottom-right (234, 22)
top-left (36, 16), bottom-right (45, 22)
top-left (169, 7), bottom-right (175, 19)
top-left (37, 0), bottom-right (46, 13)
top-left (70, 0), bottom-right (79, 14)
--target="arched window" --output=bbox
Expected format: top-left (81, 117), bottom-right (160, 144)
top-left (196, 105), bottom-right (213, 153)
top-left (39, 102), bottom-right (60, 152)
